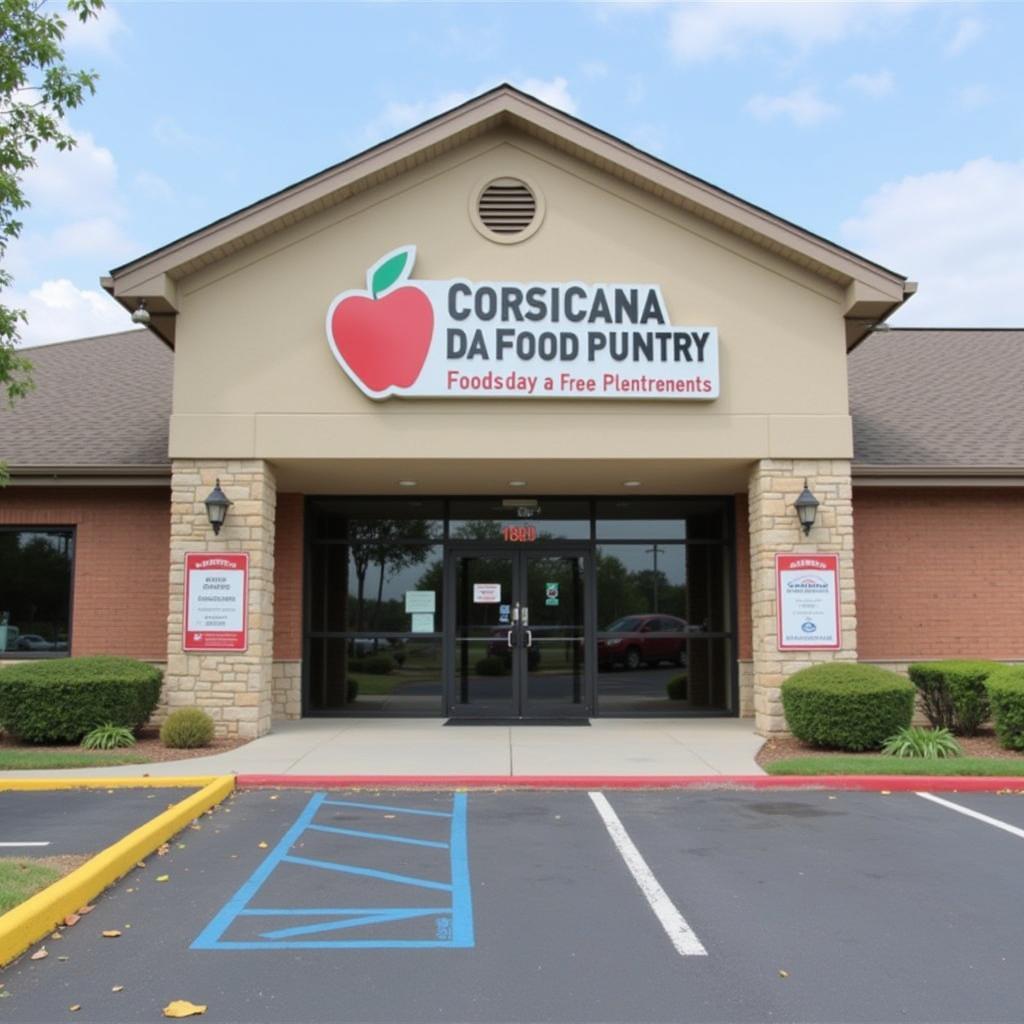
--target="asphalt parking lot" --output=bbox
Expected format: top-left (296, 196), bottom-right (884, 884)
top-left (3, 785), bottom-right (1024, 1023)
top-left (0, 788), bottom-right (199, 857)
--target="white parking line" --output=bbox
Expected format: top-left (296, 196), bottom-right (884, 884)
top-left (588, 791), bottom-right (707, 957)
top-left (0, 841), bottom-right (50, 847)
top-left (917, 792), bottom-right (1024, 840)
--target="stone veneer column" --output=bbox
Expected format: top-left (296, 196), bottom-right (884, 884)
top-left (748, 459), bottom-right (857, 736)
top-left (165, 459), bottom-right (277, 738)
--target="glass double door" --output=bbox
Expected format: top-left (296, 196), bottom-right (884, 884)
top-left (450, 547), bottom-right (589, 719)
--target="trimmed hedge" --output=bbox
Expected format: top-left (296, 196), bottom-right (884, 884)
top-left (986, 666), bottom-right (1024, 751)
top-left (908, 659), bottom-right (1002, 735)
top-left (0, 657), bottom-right (162, 744)
top-left (781, 663), bottom-right (915, 752)
top-left (349, 654), bottom-right (394, 675)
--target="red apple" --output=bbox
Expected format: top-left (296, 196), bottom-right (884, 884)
top-left (329, 286), bottom-right (433, 394)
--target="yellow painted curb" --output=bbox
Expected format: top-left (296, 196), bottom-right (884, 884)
top-left (0, 775), bottom-right (235, 966)
top-left (0, 776), bottom-right (225, 791)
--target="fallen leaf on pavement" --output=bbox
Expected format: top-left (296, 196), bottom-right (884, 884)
top-left (880, 790), bottom-right (892, 796)
top-left (58, 956), bottom-right (69, 962)
top-left (157, 844), bottom-right (170, 856)
top-left (112, 986), bottom-right (124, 993)
top-left (64, 914), bottom-right (80, 928)
top-left (30, 948), bottom-right (48, 960)
top-left (778, 970), bottom-right (789, 978)
top-left (69, 1004), bottom-right (81, 1012)
top-left (51, 931), bottom-right (62, 940)
top-left (257, 842), bottom-right (268, 849)
top-left (162, 1000), bottom-right (207, 1017)
top-left (136, 861), bottom-right (147, 869)
top-left (156, 875), bottom-right (170, 882)
top-left (101, 930), bottom-right (121, 938)
top-left (77, 906), bottom-right (94, 915)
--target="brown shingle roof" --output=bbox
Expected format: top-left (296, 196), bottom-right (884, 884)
top-left (849, 328), bottom-right (1024, 470)
top-left (0, 330), bottom-right (171, 470)
top-left (3, 326), bottom-right (1022, 475)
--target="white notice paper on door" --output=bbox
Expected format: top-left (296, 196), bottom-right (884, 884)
top-left (473, 583), bottom-right (501, 604)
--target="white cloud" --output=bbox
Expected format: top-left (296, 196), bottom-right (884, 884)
top-left (746, 87), bottom-right (838, 126)
top-left (847, 70), bottom-right (894, 99)
top-left (669, 1), bottom-right (915, 62)
top-left (62, 4), bottom-right (126, 55)
top-left (11, 279), bottom-right (134, 347)
top-left (955, 83), bottom-right (992, 111)
top-left (517, 76), bottom-right (577, 114)
top-left (581, 60), bottom-right (609, 79)
top-left (947, 17), bottom-right (983, 56)
top-left (24, 130), bottom-right (119, 219)
top-left (362, 77), bottom-right (578, 144)
top-left (841, 157), bottom-right (1024, 325)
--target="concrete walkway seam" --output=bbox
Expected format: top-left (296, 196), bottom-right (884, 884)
top-left (234, 773), bottom-right (1024, 792)
top-left (0, 775), bottom-right (235, 966)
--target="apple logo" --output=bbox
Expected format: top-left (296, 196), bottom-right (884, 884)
top-left (326, 245), bottom-right (434, 398)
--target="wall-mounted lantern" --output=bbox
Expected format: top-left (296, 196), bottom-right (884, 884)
top-left (793, 479), bottom-right (819, 536)
top-left (204, 479), bottom-right (232, 536)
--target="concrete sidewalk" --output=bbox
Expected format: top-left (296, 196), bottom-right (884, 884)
top-left (1, 719), bottom-right (765, 779)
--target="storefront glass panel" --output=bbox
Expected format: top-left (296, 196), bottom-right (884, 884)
top-left (305, 497), bottom-right (734, 717)
top-left (0, 528), bottom-right (74, 656)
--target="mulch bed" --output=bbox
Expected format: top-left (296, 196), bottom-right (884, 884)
top-left (0, 728), bottom-right (250, 764)
top-left (756, 728), bottom-right (1022, 767)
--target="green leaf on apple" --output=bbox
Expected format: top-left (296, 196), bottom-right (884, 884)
top-left (368, 245), bottom-right (416, 298)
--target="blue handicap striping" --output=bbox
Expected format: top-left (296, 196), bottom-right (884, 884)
top-left (191, 791), bottom-right (474, 950)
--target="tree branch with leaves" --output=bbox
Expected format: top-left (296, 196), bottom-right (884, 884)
top-left (0, 0), bottom-right (103, 484)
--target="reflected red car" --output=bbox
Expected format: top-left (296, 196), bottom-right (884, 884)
top-left (597, 614), bottom-right (689, 670)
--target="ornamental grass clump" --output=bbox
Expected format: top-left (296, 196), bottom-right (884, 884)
top-left (881, 726), bottom-right (961, 759)
top-left (160, 708), bottom-right (215, 749)
top-left (781, 663), bottom-right (915, 752)
top-left (81, 723), bottom-right (137, 750)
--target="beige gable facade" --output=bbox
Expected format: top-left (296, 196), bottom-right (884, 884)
top-left (105, 86), bottom-right (912, 738)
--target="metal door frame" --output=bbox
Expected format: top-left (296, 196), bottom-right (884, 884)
top-left (444, 543), bottom-right (593, 719)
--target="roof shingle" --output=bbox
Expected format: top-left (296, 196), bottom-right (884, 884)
top-left (0, 330), bottom-right (171, 469)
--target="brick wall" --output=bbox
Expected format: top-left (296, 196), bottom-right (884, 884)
top-left (0, 486), bottom-right (169, 659)
top-left (855, 487), bottom-right (1024, 660)
top-left (273, 494), bottom-right (303, 661)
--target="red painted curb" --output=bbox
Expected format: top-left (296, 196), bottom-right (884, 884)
top-left (235, 774), bottom-right (1024, 792)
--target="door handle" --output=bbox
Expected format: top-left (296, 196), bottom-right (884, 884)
top-left (506, 629), bottom-right (514, 648)
top-left (524, 629), bottom-right (533, 648)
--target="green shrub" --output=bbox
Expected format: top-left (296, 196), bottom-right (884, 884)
top-left (81, 723), bottom-right (137, 750)
top-left (475, 656), bottom-right (507, 676)
top-left (160, 708), bottom-right (215, 749)
top-left (0, 657), bottom-right (162, 744)
top-left (881, 726), bottom-right (961, 759)
top-left (908, 660), bottom-right (1002, 735)
top-left (986, 667), bottom-right (1024, 751)
top-left (346, 679), bottom-right (360, 702)
top-left (781, 663), bottom-right (915, 752)
top-left (666, 674), bottom-right (687, 700)
top-left (349, 654), bottom-right (394, 675)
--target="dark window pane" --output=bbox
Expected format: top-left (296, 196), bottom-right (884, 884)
top-left (0, 529), bottom-right (73, 655)
top-left (596, 637), bottom-right (732, 713)
top-left (597, 544), bottom-right (730, 634)
top-left (308, 637), bottom-right (443, 713)
top-left (310, 543), bottom-right (443, 634)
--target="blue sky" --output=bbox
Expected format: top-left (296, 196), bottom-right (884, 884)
top-left (10, 0), bottom-right (1024, 345)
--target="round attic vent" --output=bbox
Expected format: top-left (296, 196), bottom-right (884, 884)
top-left (472, 177), bottom-right (543, 243)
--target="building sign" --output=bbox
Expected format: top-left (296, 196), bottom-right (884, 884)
top-left (776, 554), bottom-right (840, 651)
top-left (502, 524), bottom-right (537, 543)
top-left (326, 246), bottom-right (719, 401)
top-left (183, 553), bottom-right (248, 652)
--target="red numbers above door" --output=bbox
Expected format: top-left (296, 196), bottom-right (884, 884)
top-left (502, 525), bottom-right (537, 543)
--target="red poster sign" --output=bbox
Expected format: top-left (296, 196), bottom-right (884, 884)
top-left (183, 552), bottom-right (249, 652)
top-left (776, 553), bottom-right (841, 651)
